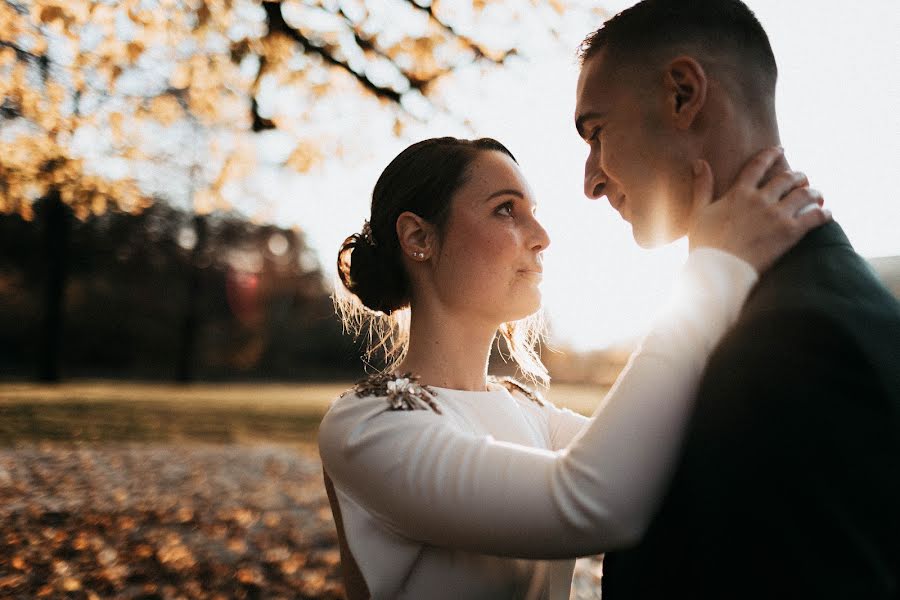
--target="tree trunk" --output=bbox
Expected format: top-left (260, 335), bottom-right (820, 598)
top-left (38, 190), bottom-right (69, 382)
top-left (176, 214), bottom-right (207, 383)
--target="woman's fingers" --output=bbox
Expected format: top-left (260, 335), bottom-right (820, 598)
top-left (794, 203), bottom-right (832, 231)
top-left (688, 145), bottom-right (832, 273)
top-left (779, 187), bottom-right (824, 217)
top-left (780, 186), bottom-right (831, 230)
top-left (761, 170), bottom-right (809, 202)
top-left (735, 146), bottom-right (784, 190)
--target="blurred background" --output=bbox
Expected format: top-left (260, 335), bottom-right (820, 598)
top-left (1, 1), bottom-right (897, 598)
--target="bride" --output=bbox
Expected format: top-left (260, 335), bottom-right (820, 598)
top-left (318, 136), bottom-right (828, 599)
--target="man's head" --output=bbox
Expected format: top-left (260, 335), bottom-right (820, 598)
top-left (575, 0), bottom-right (778, 247)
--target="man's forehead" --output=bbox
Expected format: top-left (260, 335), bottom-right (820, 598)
top-left (575, 53), bottom-right (616, 124)
top-left (577, 52), bottom-right (618, 100)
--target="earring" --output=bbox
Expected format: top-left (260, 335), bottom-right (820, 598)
top-left (412, 251), bottom-right (425, 259)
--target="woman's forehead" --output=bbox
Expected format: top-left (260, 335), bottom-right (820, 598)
top-left (461, 152), bottom-right (529, 197)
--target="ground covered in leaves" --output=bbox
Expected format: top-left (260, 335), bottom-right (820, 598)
top-left (0, 443), bottom-right (344, 599)
top-left (0, 383), bottom-right (603, 599)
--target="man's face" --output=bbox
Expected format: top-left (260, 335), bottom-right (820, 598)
top-left (575, 50), bottom-right (693, 247)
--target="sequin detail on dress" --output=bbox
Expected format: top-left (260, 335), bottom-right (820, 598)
top-left (347, 372), bottom-right (545, 414)
top-left (488, 375), bottom-right (545, 407)
top-left (350, 372), bottom-right (441, 414)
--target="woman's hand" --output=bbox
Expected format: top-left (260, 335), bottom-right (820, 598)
top-left (688, 146), bottom-right (831, 273)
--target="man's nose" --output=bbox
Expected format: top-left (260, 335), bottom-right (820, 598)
top-left (584, 157), bottom-right (607, 200)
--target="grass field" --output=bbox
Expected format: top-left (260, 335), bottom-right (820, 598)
top-left (0, 381), bottom-right (349, 445)
top-left (0, 380), bottom-right (607, 600)
top-left (0, 380), bottom-right (608, 445)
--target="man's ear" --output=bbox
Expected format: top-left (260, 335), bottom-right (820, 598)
top-left (396, 211), bottom-right (434, 261)
top-left (663, 56), bottom-right (707, 129)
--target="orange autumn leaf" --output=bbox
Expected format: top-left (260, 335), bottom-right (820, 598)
top-left (148, 95), bottom-right (184, 126)
top-left (126, 41), bottom-right (145, 63)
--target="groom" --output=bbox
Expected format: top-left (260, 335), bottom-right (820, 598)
top-left (574, 1), bottom-right (900, 598)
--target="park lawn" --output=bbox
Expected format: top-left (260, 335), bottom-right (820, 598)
top-left (0, 380), bottom-right (608, 599)
top-left (0, 381), bottom-right (350, 446)
top-left (0, 381), bottom-right (607, 445)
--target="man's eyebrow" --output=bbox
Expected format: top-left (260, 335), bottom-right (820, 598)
top-left (575, 111), bottom-right (605, 139)
top-left (485, 189), bottom-right (525, 202)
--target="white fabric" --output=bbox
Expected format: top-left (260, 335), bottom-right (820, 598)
top-left (318, 248), bottom-right (758, 599)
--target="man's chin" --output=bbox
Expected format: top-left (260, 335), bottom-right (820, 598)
top-left (631, 223), bottom-right (681, 249)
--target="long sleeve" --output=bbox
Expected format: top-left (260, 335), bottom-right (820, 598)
top-left (319, 248), bottom-right (758, 559)
top-left (546, 403), bottom-right (590, 450)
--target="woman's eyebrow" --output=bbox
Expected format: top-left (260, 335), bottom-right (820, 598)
top-left (484, 189), bottom-right (525, 202)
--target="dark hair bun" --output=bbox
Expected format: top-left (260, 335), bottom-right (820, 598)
top-left (337, 232), bottom-right (409, 315)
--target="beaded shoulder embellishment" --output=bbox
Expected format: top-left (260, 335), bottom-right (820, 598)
top-left (351, 372), bottom-right (441, 414)
top-left (488, 376), bottom-right (545, 407)
top-left (347, 372), bottom-right (545, 414)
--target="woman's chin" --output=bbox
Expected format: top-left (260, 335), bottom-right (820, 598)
top-left (503, 294), bottom-right (542, 322)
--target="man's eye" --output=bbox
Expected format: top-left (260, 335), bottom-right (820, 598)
top-left (589, 127), bottom-right (603, 142)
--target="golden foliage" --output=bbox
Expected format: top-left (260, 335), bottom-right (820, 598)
top-left (0, 134), bottom-right (143, 220)
top-left (0, 0), bottom-right (586, 221)
top-left (285, 142), bottom-right (322, 173)
top-left (147, 95), bottom-right (184, 126)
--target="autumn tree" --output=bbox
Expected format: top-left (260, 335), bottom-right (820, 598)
top-left (0, 0), bottom-right (606, 381)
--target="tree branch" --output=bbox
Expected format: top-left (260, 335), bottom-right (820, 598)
top-left (262, 1), bottom-right (403, 105)
top-left (335, 6), bottom-right (445, 93)
top-left (0, 39), bottom-right (41, 62)
top-left (400, 0), bottom-right (517, 63)
top-left (2, 0), bottom-right (27, 15)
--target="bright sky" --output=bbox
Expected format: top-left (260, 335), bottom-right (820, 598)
top-left (291, 0), bottom-right (900, 352)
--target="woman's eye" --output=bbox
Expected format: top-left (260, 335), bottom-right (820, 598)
top-left (496, 201), bottom-right (514, 216)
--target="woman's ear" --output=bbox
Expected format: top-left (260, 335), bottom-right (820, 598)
top-left (664, 55), bottom-right (707, 129)
top-left (396, 211), bottom-right (434, 261)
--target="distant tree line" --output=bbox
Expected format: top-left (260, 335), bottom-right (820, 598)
top-left (0, 0), bottom-right (605, 384)
top-left (0, 198), bottom-right (364, 382)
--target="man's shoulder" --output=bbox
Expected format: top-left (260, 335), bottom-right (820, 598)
top-left (701, 285), bottom-right (900, 407)
top-left (722, 222), bottom-right (900, 363)
top-left (743, 222), bottom-right (897, 315)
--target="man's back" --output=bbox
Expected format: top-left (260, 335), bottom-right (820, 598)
top-left (603, 222), bottom-right (900, 599)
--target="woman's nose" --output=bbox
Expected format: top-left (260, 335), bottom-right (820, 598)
top-left (531, 218), bottom-right (551, 252)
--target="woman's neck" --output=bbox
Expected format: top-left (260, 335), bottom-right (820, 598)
top-left (395, 303), bottom-right (497, 392)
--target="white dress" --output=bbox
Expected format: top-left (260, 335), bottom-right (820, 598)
top-left (318, 248), bottom-right (758, 599)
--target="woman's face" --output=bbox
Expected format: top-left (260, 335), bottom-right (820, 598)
top-left (430, 151), bottom-right (550, 324)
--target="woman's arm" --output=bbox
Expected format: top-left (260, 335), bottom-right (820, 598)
top-left (546, 404), bottom-right (590, 450)
top-left (319, 249), bottom-right (755, 559)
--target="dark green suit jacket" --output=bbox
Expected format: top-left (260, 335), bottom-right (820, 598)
top-left (603, 222), bottom-right (900, 599)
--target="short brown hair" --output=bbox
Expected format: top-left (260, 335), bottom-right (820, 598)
top-left (579, 0), bottom-right (777, 111)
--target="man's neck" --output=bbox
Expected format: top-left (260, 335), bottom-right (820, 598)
top-left (706, 117), bottom-right (787, 198)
